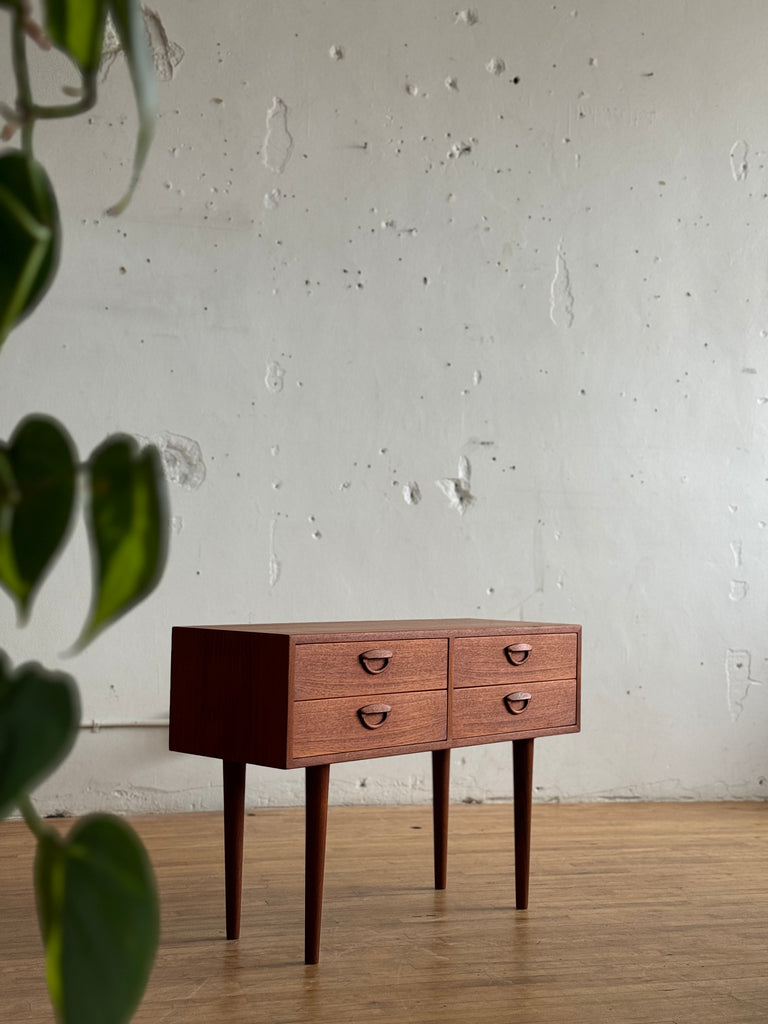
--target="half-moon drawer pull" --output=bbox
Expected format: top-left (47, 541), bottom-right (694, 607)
top-left (358, 703), bottom-right (392, 729)
top-left (503, 692), bottom-right (532, 715)
top-left (505, 643), bottom-right (532, 666)
top-left (359, 649), bottom-right (394, 674)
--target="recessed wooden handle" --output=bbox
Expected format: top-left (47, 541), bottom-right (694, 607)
top-left (358, 703), bottom-right (392, 729)
top-left (504, 692), bottom-right (532, 715)
top-left (359, 649), bottom-right (394, 674)
top-left (505, 643), bottom-right (532, 666)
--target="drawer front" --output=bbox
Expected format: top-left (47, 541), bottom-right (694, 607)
top-left (293, 690), bottom-right (447, 758)
top-left (453, 678), bottom-right (578, 740)
top-left (294, 638), bottom-right (447, 699)
top-left (453, 633), bottom-right (577, 687)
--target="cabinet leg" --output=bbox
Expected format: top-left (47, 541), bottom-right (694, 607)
top-left (512, 738), bottom-right (534, 910)
top-left (305, 763), bottom-right (330, 965)
top-left (223, 760), bottom-right (246, 939)
top-left (431, 749), bottom-right (450, 889)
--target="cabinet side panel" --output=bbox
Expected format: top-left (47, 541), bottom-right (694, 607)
top-left (169, 628), bottom-right (290, 769)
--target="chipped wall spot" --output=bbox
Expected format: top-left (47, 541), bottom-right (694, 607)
top-left (436, 456), bottom-right (475, 514)
top-left (730, 541), bottom-right (743, 568)
top-left (134, 432), bottom-right (206, 490)
top-left (265, 361), bottom-right (285, 393)
top-left (171, 516), bottom-right (183, 534)
top-left (729, 580), bottom-right (748, 601)
top-left (269, 518), bottom-right (281, 587)
top-left (445, 76), bottom-right (459, 91)
top-left (725, 649), bottom-right (763, 722)
top-left (264, 188), bottom-right (282, 209)
top-left (729, 140), bottom-right (748, 182)
top-left (486, 57), bottom-right (506, 76)
top-left (100, 7), bottom-right (184, 83)
top-left (329, 44), bottom-right (344, 60)
top-left (455, 9), bottom-right (479, 25)
top-left (403, 482), bottom-right (422, 506)
top-left (473, 369), bottom-right (482, 386)
top-left (263, 97), bottom-right (294, 174)
top-left (549, 240), bottom-right (574, 328)
top-left (448, 140), bottom-right (473, 159)
top-left (405, 82), bottom-right (420, 97)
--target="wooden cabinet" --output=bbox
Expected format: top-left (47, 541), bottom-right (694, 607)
top-left (169, 618), bottom-right (581, 963)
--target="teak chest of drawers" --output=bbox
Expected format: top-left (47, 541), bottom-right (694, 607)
top-left (169, 618), bottom-right (582, 963)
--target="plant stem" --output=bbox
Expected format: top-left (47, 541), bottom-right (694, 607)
top-left (17, 792), bottom-right (55, 842)
top-left (10, 3), bottom-right (34, 156)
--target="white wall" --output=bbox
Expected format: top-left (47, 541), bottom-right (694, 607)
top-left (2, 0), bottom-right (768, 814)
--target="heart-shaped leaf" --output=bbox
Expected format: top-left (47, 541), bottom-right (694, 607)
top-left (36, 813), bottom-right (159, 1024)
top-left (44, 0), bottom-right (109, 75)
top-left (0, 652), bottom-right (80, 819)
top-left (77, 435), bottom-right (168, 648)
top-left (105, 1), bottom-right (157, 216)
top-left (0, 415), bottom-right (77, 621)
top-left (0, 151), bottom-right (61, 351)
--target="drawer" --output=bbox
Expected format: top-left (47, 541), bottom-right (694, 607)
top-left (293, 690), bottom-right (447, 758)
top-left (293, 638), bottom-right (447, 699)
top-left (453, 678), bottom-right (577, 739)
top-left (453, 633), bottom-right (577, 687)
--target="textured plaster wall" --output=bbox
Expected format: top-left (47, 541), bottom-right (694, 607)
top-left (2, 0), bottom-right (768, 814)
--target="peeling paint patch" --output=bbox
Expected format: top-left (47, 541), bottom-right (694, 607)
top-left (725, 649), bottom-right (763, 722)
top-left (138, 432), bottom-right (206, 490)
top-left (265, 361), bottom-right (285, 393)
top-left (100, 7), bottom-right (184, 82)
top-left (264, 188), bottom-right (281, 209)
top-left (486, 57), bottom-right (506, 76)
top-left (549, 240), bottom-right (574, 327)
top-left (329, 44), bottom-right (344, 61)
top-left (455, 8), bottom-right (479, 26)
top-left (729, 140), bottom-right (748, 182)
top-left (448, 140), bottom-right (473, 159)
top-left (403, 482), bottom-right (422, 506)
top-left (729, 580), bottom-right (748, 601)
top-left (263, 97), bottom-right (294, 173)
top-left (730, 541), bottom-right (743, 568)
top-left (436, 456), bottom-right (475, 514)
top-left (269, 518), bottom-right (281, 587)
top-left (171, 516), bottom-right (183, 534)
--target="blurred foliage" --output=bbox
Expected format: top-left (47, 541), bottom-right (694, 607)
top-left (0, 3), bottom-right (167, 1022)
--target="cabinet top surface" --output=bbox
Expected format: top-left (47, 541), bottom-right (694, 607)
top-left (173, 618), bottom-right (581, 640)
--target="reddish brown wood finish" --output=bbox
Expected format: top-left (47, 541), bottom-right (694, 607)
top-left (294, 638), bottom-right (447, 699)
top-left (293, 689), bottom-right (447, 758)
top-left (432, 749), bottom-right (450, 890)
top-left (169, 618), bottom-right (581, 963)
top-left (223, 760), bottom-right (246, 939)
top-left (453, 632), bottom-right (578, 687)
top-left (305, 764), bottom-right (330, 965)
top-left (453, 678), bottom-right (577, 740)
top-left (513, 738), bottom-right (534, 910)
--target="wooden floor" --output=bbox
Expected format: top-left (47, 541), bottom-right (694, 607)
top-left (2, 802), bottom-right (767, 1023)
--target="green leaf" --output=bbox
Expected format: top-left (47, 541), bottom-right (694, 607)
top-left (105, 0), bottom-right (157, 215)
top-left (35, 813), bottom-right (159, 1024)
top-left (0, 415), bottom-right (77, 621)
top-left (0, 652), bottom-right (80, 819)
top-left (77, 436), bottom-right (168, 648)
top-left (44, 0), bottom-right (109, 75)
top-left (0, 151), bottom-right (61, 351)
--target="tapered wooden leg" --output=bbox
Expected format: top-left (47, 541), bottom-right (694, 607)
top-left (305, 763), bottom-right (330, 965)
top-left (223, 760), bottom-right (246, 939)
top-left (512, 738), bottom-right (534, 910)
top-left (431, 748), bottom-right (450, 889)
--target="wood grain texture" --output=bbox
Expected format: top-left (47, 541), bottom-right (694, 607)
top-left (453, 679), bottom-right (577, 740)
top-left (4, 803), bottom-right (767, 1024)
top-left (453, 632), bottom-right (579, 687)
top-left (292, 689), bottom-right (447, 758)
top-left (293, 639), bottom-right (448, 699)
